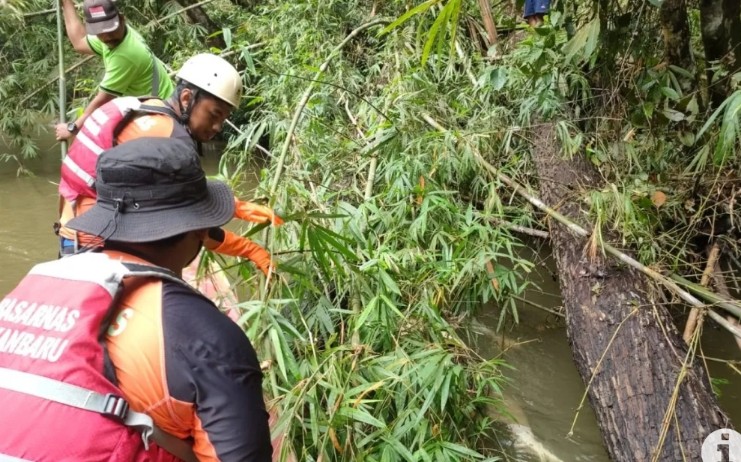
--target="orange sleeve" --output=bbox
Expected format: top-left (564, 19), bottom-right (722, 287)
top-left (204, 230), bottom-right (274, 275)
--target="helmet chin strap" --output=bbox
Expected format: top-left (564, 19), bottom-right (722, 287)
top-left (177, 87), bottom-right (200, 129)
top-left (175, 86), bottom-right (204, 156)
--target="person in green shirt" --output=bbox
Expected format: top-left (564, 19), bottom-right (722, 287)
top-left (55, 0), bottom-right (174, 141)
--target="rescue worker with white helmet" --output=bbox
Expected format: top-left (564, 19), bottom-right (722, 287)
top-left (57, 53), bottom-right (282, 272)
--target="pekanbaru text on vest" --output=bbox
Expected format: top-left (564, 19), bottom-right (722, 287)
top-left (0, 297), bottom-right (80, 362)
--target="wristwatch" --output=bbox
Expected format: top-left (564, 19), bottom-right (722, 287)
top-left (66, 121), bottom-right (79, 134)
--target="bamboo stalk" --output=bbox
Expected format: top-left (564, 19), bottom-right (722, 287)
top-left (268, 18), bottom-right (388, 197)
top-left (24, 7), bottom-right (58, 18)
top-left (343, 98), bottom-right (377, 201)
top-left (421, 113), bottom-right (741, 340)
top-left (55, 0), bottom-right (67, 158)
top-left (477, 0), bottom-right (498, 46)
top-left (682, 244), bottom-right (721, 343)
top-left (20, 56), bottom-right (95, 106)
top-left (671, 274), bottom-right (741, 319)
top-left (710, 262), bottom-right (741, 352)
top-left (490, 219), bottom-right (549, 239)
top-left (512, 294), bottom-right (564, 318)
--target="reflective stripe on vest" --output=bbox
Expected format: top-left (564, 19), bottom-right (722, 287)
top-left (0, 454), bottom-right (33, 462)
top-left (62, 155), bottom-right (95, 187)
top-left (83, 117), bottom-right (102, 137)
top-left (74, 130), bottom-right (105, 156)
top-left (59, 97), bottom-right (176, 203)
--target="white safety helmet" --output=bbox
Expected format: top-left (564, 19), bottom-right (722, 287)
top-left (176, 53), bottom-right (243, 108)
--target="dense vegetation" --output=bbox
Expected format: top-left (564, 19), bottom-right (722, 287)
top-left (2, 0), bottom-right (740, 459)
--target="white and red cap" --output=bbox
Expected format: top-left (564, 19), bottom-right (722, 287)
top-left (83, 0), bottom-right (120, 35)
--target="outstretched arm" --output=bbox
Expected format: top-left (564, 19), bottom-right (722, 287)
top-left (60, 0), bottom-right (93, 54)
top-left (204, 228), bottom-right (275, 276)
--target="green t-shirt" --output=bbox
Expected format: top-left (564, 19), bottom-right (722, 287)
top-left (87, 26), bottom-right (174, 99)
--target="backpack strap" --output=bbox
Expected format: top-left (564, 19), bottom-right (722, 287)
top-left (0, 367), bottom-right (198, 461)
top-left (111, 100), bottom-right (180, 146)
top-left (0, 367), bottom-right (155, 447)
top-left (150, 52), bottom-right (160, 97)
top-left (137, 103), bottom-right (179, 120)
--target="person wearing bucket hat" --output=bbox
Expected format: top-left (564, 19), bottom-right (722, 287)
top-left (56, 53), bottom-right (282, 276)
top-left (66, 137), bottom-right (234, 247)
top-left (55, 0), bottom-right (173, 142)
top-left (66, 137), bottom-right (273, 461)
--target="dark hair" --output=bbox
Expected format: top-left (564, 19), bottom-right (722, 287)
top-left (175, 80), bottom-right (220, 103)
top-left (105, 232), bottom-right (189, 250)
top-left (173, 79), bottom-right (221, 130)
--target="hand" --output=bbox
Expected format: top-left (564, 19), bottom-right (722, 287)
top-left (205, 230), bottom-right (276, 276)
top-left (234, 198), bottom-right (284, 226)
top-left (55, 123), bottom-right (74, 142)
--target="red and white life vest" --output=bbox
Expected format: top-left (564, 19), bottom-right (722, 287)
top-left (59, 97), bottom-right (177, 202)
top-left (0, 252), bottom-right (186, 462)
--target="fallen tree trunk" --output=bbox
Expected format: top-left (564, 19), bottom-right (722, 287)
top-left (530, 120), bottom-right (730, 461)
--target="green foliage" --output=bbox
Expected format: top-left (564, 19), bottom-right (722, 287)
top-left (214, 1), bottom-right (534, 459)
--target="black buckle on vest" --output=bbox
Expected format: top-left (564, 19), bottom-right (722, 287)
top-left (102, 393), bottom-right (129, 421)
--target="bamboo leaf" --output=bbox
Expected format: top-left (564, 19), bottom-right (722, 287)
top-left (379, 268), bottom-right (401, 295)
top-left (696, 90), bottom-right (738, 140)
top-left (269, 328), bottom-right (288, 381)
top-left (222, 27), bottom-right (232, 49)
top-left (381, 436), bottom-right (415, 460)
top-left (380, 0), bottom-right (441, 35)
top-left (563, 18), bottom-right (600, 64)
top-left (447, 0), bottom-right (462, 60)
top-left (337, 406), bottom-right (387, 428)
top-left (421, 2), bottom-right (450, 66)
top-left (440, 442), bottom-right (486, 458)
top-left (355, 295), bottom-right (379, 331)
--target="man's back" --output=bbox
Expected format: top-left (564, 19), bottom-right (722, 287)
top-left (105, 250), bottom-right (273, 461)
top-left (88, 26), bottom-right (174, 99)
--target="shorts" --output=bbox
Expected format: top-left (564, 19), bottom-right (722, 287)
top-left (524, 0), bottom-right (550, 18)
top-left (59, 237), bottom-right (76, 257)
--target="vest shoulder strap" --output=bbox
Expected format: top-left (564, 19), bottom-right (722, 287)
top-left (0, 367), bottom-right (155, 446)
top-left (0, 367), bottom-right (197, 461)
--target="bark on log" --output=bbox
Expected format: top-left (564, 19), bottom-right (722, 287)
top-left (700, 0), bottom-right (741, 109)
top-left (531, 120), bottom-right (731, 461)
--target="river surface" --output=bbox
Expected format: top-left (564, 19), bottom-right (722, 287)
top-left (1, 133), bottom-right (739, 461)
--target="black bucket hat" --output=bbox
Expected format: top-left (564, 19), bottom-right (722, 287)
top-left (66, 137), bottom-right (235, 243)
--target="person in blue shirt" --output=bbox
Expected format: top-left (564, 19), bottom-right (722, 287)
top-left (524, 0), bottom-right (550, 27)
